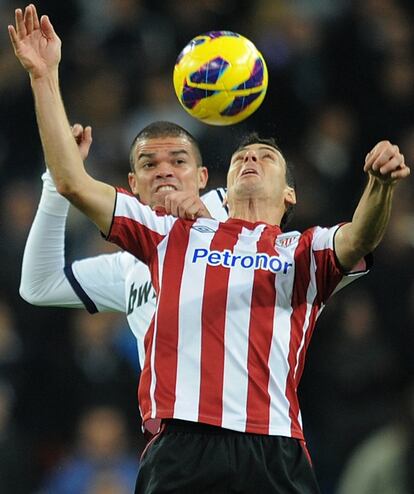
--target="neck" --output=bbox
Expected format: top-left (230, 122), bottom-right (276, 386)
top-left (228, 197), bottom-right (283, 225)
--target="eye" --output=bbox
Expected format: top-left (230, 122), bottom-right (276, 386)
top-left (262, 153), bottom-right (275, 160)
top-left (175, 159), bottom-right (186, 165)
top-left (142, 162), bottom-right (155, 169)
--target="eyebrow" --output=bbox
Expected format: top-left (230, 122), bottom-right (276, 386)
top-left (237, 146), bottom-right (278, 154)
top-left (137, 149), bottom-right (190, 161)
top-left (233, 145), bottom-right (279, 159)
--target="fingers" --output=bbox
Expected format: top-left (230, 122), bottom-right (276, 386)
top-left (71, 123), bottom-right (83, 138)
top-left (8, 4), bottom-right (40, 48)
top-left (7, 25), bottom-right (18, 51)
top-left (24, 5), bottom-right (34, 34)
top-left (390, 163), bottom-right (410, 180)
top-left (71, 124), bottom-right (93, 161)
top-left (30, 4), bottom-right (40, 30)
top-left (84, 126), bottom-right (93, 144)
top-left (71, 124), bottom-right (92, 140)
top-left (40, 14), bottom-right (57, 41)
top-left (164, 195), bottom-right (195, 219)
top-left (371, 144), bottom-right (400, 173)
top-left (15, 8), bottom-right (26, 38)
top-left (163, 192), bottom-right (208, 219)
top-left (364, 140), bottom-right (409, 183)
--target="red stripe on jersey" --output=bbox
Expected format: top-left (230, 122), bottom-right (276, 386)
top-left (198, 222), bottom-right (243, 426)
top-left (245, 227), bottom-right (278, 433)
top-left (295, 304), bottom-right (319, 386)
top-left (110, 216), bottom-right (165, 263)
top-left (149, 246), bottom-right (160, 295)
top-left (314, 249), bottom-right (343, 303)
top-left (285, 229), bottom-right (314, 437)
top-left (139, 317), bottom-right (156, 421)
top-left (138, 246), bottom-right (161, 424)
top-left (153, 221), bottom-right (191, 416)
top-left (294, 248), bottom-right (343, 382)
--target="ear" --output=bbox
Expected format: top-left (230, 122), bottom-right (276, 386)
top-left (198, 166), bottom-right (208, 191)
top-left (128, 172), bottom-right (139, 195)
top-left (284, 186), bottom-right (296, 208)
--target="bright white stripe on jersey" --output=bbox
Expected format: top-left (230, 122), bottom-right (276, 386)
top-left (294, 248), bottom-right (317, 382)
top-left (147, 229), bottom-right (170, 419)
top-left (173, 221), bottom-right (217, 420)
top-left (268, 260), bottom-right (295, 435)
top-left (221, 225), bottom-right (264, 431)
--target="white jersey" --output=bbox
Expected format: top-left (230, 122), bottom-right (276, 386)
top-left (107, 189), bottom-right (370, 438)
top-left (65, 251), bottom-right (155, 366)
top-left (64, 188), bottom-right (228, 367)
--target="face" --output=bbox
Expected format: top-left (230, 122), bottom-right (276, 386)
top-left (227, 143), bottom-right (294, 208)
top-left (128, 136), bottom-right (208, 208)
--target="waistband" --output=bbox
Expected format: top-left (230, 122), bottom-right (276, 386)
top-left (163, 419), bottom-right (242, 435)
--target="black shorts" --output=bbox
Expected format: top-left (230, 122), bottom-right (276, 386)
top-left (135, 419), bottom-right (321, 494)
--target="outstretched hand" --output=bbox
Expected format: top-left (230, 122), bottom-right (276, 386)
top-left (8, 4), bottom-right (61, 79)
top-left (364, 140), bottom-right (410, 184)
top-left (71, 124), bottom-right (93, 161)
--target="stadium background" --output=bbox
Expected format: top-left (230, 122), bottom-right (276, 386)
top-left (0, 0), bottom-right (414, 492)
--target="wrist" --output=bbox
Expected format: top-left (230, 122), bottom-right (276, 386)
top-left (30, 69), bottom-right (60, 87)
top-left (368, 172), bottom-right (398, 187)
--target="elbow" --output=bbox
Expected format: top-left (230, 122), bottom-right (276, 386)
top-left (352, 236), bottom-right (380, 257)
top-left (55, 182), bottom-right (86, 210)
top-left (19, 274), bottom-right (54, 306)
top-left (346, 239), bottom-right (374, 264)
top-left (54, 174), bottom-right (91, 206)
top-left (54, 179), bottom-right (77, 201)
top-left (19, 283), bottom-right (44, 306)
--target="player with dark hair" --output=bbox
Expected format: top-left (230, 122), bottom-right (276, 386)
top-left (128, 120), bottom-right (204, 171)
top-left (20, 120), bottom-right (228, 377)
top-left (10, 5), bottom-right (410, 493)
top-left (234, 132), bottom-right (296, 229)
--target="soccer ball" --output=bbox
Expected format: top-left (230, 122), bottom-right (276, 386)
top-left (173, 31), bottom-right (268, 126)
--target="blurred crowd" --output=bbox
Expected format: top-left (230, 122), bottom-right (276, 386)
top-left (0, 0), bottom-right (414, 492)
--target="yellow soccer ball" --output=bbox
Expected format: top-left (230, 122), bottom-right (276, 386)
top-left (173, 31), bottom-right (268, 126)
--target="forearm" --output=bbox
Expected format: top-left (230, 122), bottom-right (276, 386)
top-left (31, 72), bottom-right (87, 198)
top-left (336, 176), bottom-right (395, 269)
top-left (30, 72), bottom-right (115, 234)
top-left (351, 176), bottom-right (395, 247)
top-left (20, 173), bottom-right (84, 307)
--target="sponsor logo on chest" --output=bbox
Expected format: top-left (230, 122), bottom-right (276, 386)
top-left (192, 248), bottom-right (293, 274)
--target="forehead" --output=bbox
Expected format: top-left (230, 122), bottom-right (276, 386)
top-left (134, 136), bottom-right (196, 158)
top-left (231, 144), bottom-right (285, 164)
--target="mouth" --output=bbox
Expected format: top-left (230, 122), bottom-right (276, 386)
top-left (240, 168), bottom-right (259, 178)
top-left (155, 184), bottom-right (178, 192)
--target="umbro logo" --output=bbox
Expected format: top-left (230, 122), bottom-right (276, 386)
top-left (192, 225), bottom-right (217, 233)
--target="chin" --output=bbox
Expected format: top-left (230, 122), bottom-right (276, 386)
top-left (236, 181), bottom-right (264, 197)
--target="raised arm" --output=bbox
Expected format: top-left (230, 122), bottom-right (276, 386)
top-left (8, 4), bottom-right (115, 235)
top-left (20, 124), bottom-right (94, 309)
top-left (335, 140), bottom-right (410, 271)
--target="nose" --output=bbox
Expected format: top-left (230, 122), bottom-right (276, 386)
top-left (156, 162), bottom-right (174, 178)
top-left (243, 150), bottom-right (258, 163)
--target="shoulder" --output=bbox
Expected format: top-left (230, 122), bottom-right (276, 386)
top-left (297, 225), bottom-right (342, 249)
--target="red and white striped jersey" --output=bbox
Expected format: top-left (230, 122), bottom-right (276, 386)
top-left (107, 188), bottom-right (369, 439)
